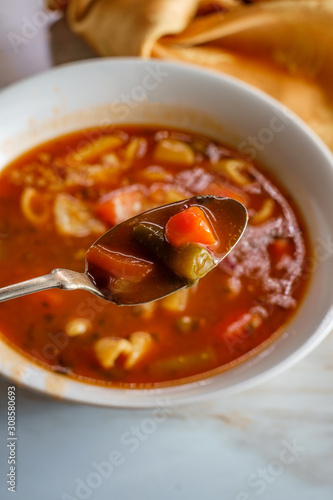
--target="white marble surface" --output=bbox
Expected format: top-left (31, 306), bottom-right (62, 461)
top-left (0, 2), bottom-right (332, 499)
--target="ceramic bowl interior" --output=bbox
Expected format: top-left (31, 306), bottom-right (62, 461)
top-left (0, 59), bottom-right (332, 407)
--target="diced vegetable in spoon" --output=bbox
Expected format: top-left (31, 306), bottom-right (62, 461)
top-left (165, 206), bottom-right (218, 247)
top-left (86, 195), bottom-right (247, 304)
top-left (0, 196), bottom-right (247, 305)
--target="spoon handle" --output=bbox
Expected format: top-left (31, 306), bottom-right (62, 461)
top-left (0, 269), bottom-right (105, 303)
top-left (0, 270), bottom-right (63, 303)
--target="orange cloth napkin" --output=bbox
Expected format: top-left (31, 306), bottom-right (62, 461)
top-left (49, 0), bottom-right (333, 151)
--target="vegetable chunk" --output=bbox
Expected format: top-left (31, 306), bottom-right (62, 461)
top-left (0, 123), bottom-right (309, 388)
top-left (154, 139), bottom-right (195, 165)
top-left (94, 337), bottom-right (132, 369)
top-left (165, 206), bottom-right (217, 248)
top-left (133, 222), bottom-right (215, 283)
top-left (94, 332), bottom-right (152, 370)
top-left (96, 187), bottom-right (146, 226)
top-left (54, 193), bottom-right (105, 237)
top-left (68, 135), bottom-right (124, 165)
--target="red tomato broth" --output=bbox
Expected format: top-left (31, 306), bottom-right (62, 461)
top-left (0, 126), bottom-right (311, 387)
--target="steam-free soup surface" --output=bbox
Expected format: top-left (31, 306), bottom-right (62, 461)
top-left (0, 126), bottom-right (310, 386)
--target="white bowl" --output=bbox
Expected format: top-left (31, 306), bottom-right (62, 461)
top-left (0, 59), bottom-right (332, 407)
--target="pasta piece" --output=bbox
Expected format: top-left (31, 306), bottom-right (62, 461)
top-left (175, 316), bottom-right (199, 333)
top-left (148, 185), bottom-right (190, 207)
top-left (133, 301), bottom-right (157, 319)
top-left (38, 152), bottom-right (51, 164)
top-left (65, 318), bottom-right (92, 337)
top-left (65, 163), bottom-right (121, 186)
top-left (163, 189), bottom-right (189, 203)
top-left (225, 160), bottom-right (251, 186)
top-left (84, 164), bottom-right (120, 182)
top-left (141, 166), bottom-right (172, 182)
top-left (20, 187), bottom-right (51, 226)
top-left (226, 276), bottom-right (242, 296)
top-left (153, 139), bottom-right (195, 165)
top-left (251, 199), bottom-right (275, 224)
top-left (94, 337), bottom-right (132, 369)
top-left (54, 193), bottom-right (105, 237)
top-left (124, 137), bottom-right (147, 160)
top-left (124, 331), bottom-right (153, 369)
top-left (213, 159), bottom-right (251, 186)
top-left (102, 153), bottom-right (120, 167)
top-left (68, 135), bottom-right (124, 165)
top-left (94, 332), bottom-right (152, 369)
top-left (160, 288), bottom-right (189, 312)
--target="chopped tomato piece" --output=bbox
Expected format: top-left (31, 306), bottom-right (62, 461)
top-left (203, 182), bottom-right (248, 206)
top-left (86, 245), bottom-right (154, 282)
top-left (214, 310), bottom-right (263, 352)
top-left (214, 310), bottom-right (248, 336)
top-left (96, 187), bottom-right (146, 226)
top-left (165, 206), bottom-right (217, 248)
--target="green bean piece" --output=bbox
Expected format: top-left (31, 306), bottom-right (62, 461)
top-left (132, 222), bottom-right (215, 283)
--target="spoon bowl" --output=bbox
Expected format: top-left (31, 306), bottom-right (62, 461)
top-left (0, 196), bottom-right (247, 305)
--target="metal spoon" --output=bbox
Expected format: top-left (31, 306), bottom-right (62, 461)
top-left (0, 196), bottom-right (247, 305)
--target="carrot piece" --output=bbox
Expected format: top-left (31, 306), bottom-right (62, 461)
top-left (165, 206), bottom-right (217, 248)
top-left (86, 245), bottom-right (154, 282)
top-left (96, 187), bottom-right (145, 226)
